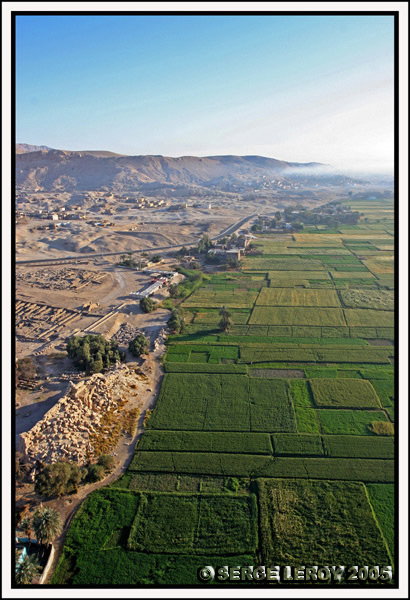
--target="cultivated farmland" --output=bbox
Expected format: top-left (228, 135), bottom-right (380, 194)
top-left (258, 479), bottom-right (391, 565)
top-left (309, 378), bottom-right (381, 408)
top-left (249, 306), bottom-right (346, 326)
top-left (52, 197), bottom-right (395, 585)
top-left (256, 288), bottom-right (340, 307)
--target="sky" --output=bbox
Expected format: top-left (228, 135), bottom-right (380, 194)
top-left (15, 14), bottom-right (395, 173)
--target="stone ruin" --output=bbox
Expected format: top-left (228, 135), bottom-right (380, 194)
top-left (112, 323), bottom-right (144, 346)
top-left (153, 328), bottom-right (168, 356)
top-left (17, 364), bottom-right (146, 466)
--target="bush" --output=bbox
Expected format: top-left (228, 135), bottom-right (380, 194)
top-left (117, 254), bottom-right (137, 268)
top-left (197, 234), bottom-right (212, 254)
top-left (66, 334), bottom-right (125, 374)
top-left (128, 334), bottom-right (149, 357)
top-left (225, 477), bottom-right (240, 492)
top-left (97, 454), bottom-right (115, 472)
top-left (87, 464), bottom-right (106, 483)
top-left (15, 356), bottom-right (37, 387)
top-left (140, 297), bottom-right (156, 313)
top-left (167, 310), bottom-right (185, 334)
top-left (218, 306), bottom-right (233, 332)
top-left (34, 462), bottom-right (86, 498)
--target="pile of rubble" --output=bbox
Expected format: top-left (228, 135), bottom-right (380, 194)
top-left (60, 371), bottom-right (87, 381)
top-left (112, 323), bottom-right (144, 346)
top-left (17, 364), bottom-right (147, 466)
top-left (153, 328), bottom-right (168, 355)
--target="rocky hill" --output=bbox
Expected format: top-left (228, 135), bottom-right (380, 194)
top-left (16, 143), bottom-right (55, 154)
top-left (15, 146), bottom-right (361, 192)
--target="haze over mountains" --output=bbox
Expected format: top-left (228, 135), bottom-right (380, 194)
top-left (15, 144), bottom-right (364, 193)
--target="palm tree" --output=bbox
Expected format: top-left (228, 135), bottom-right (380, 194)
top-left (15, 554), bottom-right (41, 584)
top-left (19, 517), bottom-right (33, 549)
top-left (32, 505), bottom-right (62, 550)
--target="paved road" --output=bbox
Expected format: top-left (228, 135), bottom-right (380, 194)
top-left (16, 213), bottom-right (257, 265)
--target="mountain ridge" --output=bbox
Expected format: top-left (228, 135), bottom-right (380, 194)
top-left (15, 144), bottom-right (360, 192)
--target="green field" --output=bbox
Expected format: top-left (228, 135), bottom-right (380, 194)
top-left (366, 483), bottom-right (395, 561)
top-left (129, 452), bottom-right (393, 482)
top-left (249, 306), bottom-right (346, 326)
top-left (272, 433), bottom-right (324, 456)
top-left (127, 493), bottom-right (258, 555)
top-left (323, 435), bottom-right (394, 458)
top-left (256, 287), bottom-right (340, 307)
top-left (50, 488), bottom-right (256, 585)
top-left (258, 479), bottom-right (391, 565)
top-left (52, 203), bottom-right (395, 585)
top-left (138, 430), bottom-right (273, 454)
top-left (268, 270), bottom-right (330, 280)
top-left (147, 373), bottom-right (296, 433)
top-left (309, 378), bottom-right (381, 408)
top-left (317, 409), bottom-right (390, 435)
top-left (289, 380), bottom-right (314, 407)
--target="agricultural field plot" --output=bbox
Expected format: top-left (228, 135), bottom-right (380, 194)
top-left (322, 435), bottom-right (394, 459)
top-left (309, 378), bottom-right (381, 408)
top-left (317, 409), bottom-right (391, 436)
top-left (138, 430), bottom-right (273, 454)
top-left (268, 270), bottom-right (331, 280)
top-left (289, 380), bottom-right (314, 406)
top-left (129, 452), bottom-right (393, 482)
top-left (183, 289), bottom-right (258, 309)
top-left (344, 309), bottom-right (394, 328)
top-left (240, 346), bottom-right (316, 363)
top-left (340, 289), bottom-right (394, 310)
top-left (363, 256), bottom-right (395, 275)
top-left (266, 278), bottom-right (310, 288)
top-left (192, 311), bottom-right (250, 325)
top-left (249, 306), bottom-right (346, 326)
top-left (370, 379), bottom-right (394, 407)
top-left (370, 379), bottom-right (395, 421)
top-left (294, 407), bottom-right (321, 433)
top-left (292, 234), bottom-right (344, 243)
top-left (366, 484), bottom-right (395, 561)
top-left (50, 488), bottom-right (256, 585)
top-left (127, 493), bottom-right (258, 555)
top-left (331, 270), bottom-right (376, 279)
top-left (165, 343), bottom-right (240, 364)
top-left (116, 472), bottom-right (228, 493)
top-left (146, 373), bottom-right (296, 433)
top-left (242, 257), bottom-right (326, 270)
top-left (255, 288), bottom-right (340, 307)
top-left (220, 334), bottom-right (366, 345)
top-left (52, 208), bottom-right (396, 586)
top-left (258, 479), bottom-right (391, 566)
top-left (272, 433), bottom-right (324, 456)
top-left (239, 346), bottom-right (392, 364)
top-left (164, 363), bottom-right (248, 374)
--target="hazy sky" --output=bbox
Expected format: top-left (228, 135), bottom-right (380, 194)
top-left (15, 14), bottom-right (395, 173)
